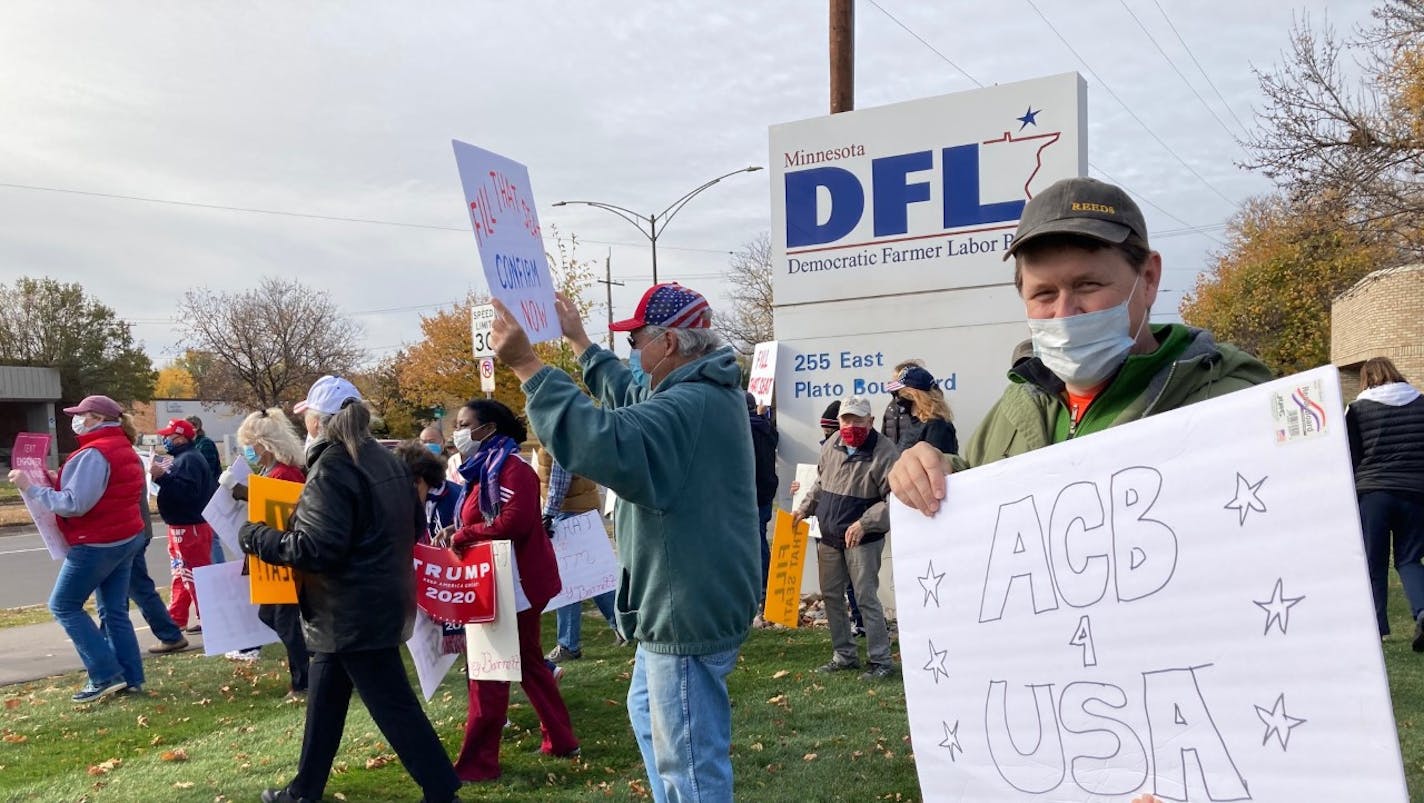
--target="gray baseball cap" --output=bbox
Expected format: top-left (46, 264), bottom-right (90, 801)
top-left (1003, 177), bottom-right (1148, 260)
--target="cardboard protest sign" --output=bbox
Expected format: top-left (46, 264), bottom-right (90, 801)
top-left (763, 510), bottom-right (810, 628)
top-left (11, 433), bottom-right (65, 560)
top-left (202, 459), bottom-right (250, 557)
top-left (542, 510), bottom-right (619, 613)
top-left (466, 540), bottom-right (525, 681)
top-left (192, 562), bottom-right (278, 656)
top-left (246, 475), bottom-right (303, 605)
top-left (890, 366), bottom-right (1408, 802)
top-left (452, 140), bottom-right (559, 344)
top-left (414, 542), bottom-right (497, 625)
top-left (406, 610), bottom-right (459, 702)
top-left (792, 462), bottom-right (822, 540)
top-left (748, 341), bottom-right (779, 406)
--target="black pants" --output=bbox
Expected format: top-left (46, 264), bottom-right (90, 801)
top-left (287, 648), bottom-right (459, 802)
top-left (258, 604), bottom-right (310, 691)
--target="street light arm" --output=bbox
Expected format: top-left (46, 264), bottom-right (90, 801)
top-left (553, 200), bottom-right (653, 241)
top-left (655, 166), bottom-right (764, 229)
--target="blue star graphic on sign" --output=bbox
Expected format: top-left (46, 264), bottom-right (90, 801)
top-left (1017, 106), bottom-right (1040, 130)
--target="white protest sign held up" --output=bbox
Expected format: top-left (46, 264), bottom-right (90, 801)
top-left (891, 366), bottom-right (1408, 802)
top-left (748, 341), bottom-right (779, 407)
top-left (191, 562), bottom-right (278, 656)
top-left (202, 459), bottom-right (251, 557)
top-left (542, 510), bottom-right (619, 613)
top-left (452, 141), bottom-right (559, 344)
top-left (466, 540), bottom-right (527, 682)
top-left (406, 610), bottom-right (459, 702)
top-left (471, 304), bottom-right (496, 358)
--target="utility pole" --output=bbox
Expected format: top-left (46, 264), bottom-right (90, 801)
top-left (596, 248), bottom-right (624, 352)
top-left (830, 0), bottom-right (854, 114)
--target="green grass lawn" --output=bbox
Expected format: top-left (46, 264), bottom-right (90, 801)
top-left (1, 589), bottom-right (1419, 802)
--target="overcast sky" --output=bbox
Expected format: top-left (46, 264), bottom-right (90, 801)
top-left (0, 0), bottom-right (1374, 367)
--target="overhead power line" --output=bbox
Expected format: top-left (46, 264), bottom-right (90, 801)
top-left (864, 0), bottom-right (983, 87)
top-left (1149, 0), bottom-right (1252, 135)
top-left (0, 181), bottom-right (735, 255)
top-left (1115, 0), bottom-right (1242, 142)
top-left (1021, 0), bottom-right (1237, 207)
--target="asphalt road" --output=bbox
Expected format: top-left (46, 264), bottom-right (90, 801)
top-left (0, 524), bottom-right (176, 609)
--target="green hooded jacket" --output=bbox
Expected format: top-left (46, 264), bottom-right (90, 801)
top-left (955, 325), bottom-right (1273, 470)
top-left (521, 344), bottom-right (760, 655)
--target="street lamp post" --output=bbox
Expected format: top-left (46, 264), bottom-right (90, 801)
top-left (553, 166), bottom-right (763, 285)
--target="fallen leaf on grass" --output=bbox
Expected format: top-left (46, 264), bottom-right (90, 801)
top-left (173, 781), bottom-right (195, 789)
top-left (87, 757), bottom-right (121, 775)
top-left (766, 694), bottom-right (788, 707)
top-left (772, 669), bottom-right (790, 679)
top-left (803, 753), bottom-right (818, 761)
top-left (749, 742), bottom-right (764, 752)
top-left (150, 735), bottom-right (164, 746)
top-left (3, 699), bottom-right (19, 710)
top-left (161, 748), bottom-right (188, 762)
top-left (136, 715), bottom-right (149, 728)
top-left (333, 794), bottom-right (347, 801)
top-left (2, 734), bottom-right (27, 744)
top-left (364, 754), bottom-right (395, 770)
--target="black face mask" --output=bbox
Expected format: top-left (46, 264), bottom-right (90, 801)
top-left (895, 396), bottom-right (914, 413)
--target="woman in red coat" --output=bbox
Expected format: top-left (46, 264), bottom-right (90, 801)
top-left (450, 399), bottom-right (578, 782)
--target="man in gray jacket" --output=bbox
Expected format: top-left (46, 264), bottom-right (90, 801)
top-left (794, 395), bottom-right (898, 680)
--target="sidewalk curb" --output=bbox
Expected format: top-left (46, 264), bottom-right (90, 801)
top-left (0, 608), bottom-right (205, 687)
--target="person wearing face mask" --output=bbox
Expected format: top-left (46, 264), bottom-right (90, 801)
top-left (885, 365), bottom-right (958, 456)
top-left (420, 424), bottom-right (464, 486)
top-left (150, 418), bottom-right (219, 634)
top-left (225, 408), bottom-right (309, 686)
top-left (447, 399), bottom-right (578, 783)
top-left (8, 395), bottom-right (148, 703)
top-left (880, 359), bottom-right (926, 446)
top-left (791, 399), bottom-right (868, 639)
top-left (791, 396), bottom-right (899, 680)
top-left (489, 282), bottom-right (760, 803)
top-left (889, 177), bottom-right (1272, 515)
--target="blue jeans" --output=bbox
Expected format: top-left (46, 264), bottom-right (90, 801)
top-left (129, 534), bottom-right (184, 643)
top-left (49, 535), bottom-right (146, 688)
top-left (210, 537), bottom-right (226, 564)
top-left (555, 591), bottom-right (616, 653)
top-left (628, 645), bottom-right (739, 803)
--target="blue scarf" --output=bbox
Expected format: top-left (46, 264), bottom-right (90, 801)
top-left (457, 433), bottom-right (520, 524)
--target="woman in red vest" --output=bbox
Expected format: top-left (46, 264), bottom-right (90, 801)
top-left (7, 395), bottom-right (147, 704)
top-left (449, 399), bottom-right (578, 783)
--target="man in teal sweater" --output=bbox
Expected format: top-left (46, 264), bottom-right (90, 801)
top-left (490, 282), bottom-right (760, 803)
top-left (890, 177), bottom-right (1271, 512)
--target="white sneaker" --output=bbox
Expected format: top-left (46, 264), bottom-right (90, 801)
top-left (225, 648), bottom-right (261, 662)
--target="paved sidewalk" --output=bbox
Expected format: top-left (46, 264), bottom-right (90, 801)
top-left (0, 608), bottom-right (204, 686)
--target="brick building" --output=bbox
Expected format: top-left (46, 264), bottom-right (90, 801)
top-left (1331, 263), bottom-right (1424, 399)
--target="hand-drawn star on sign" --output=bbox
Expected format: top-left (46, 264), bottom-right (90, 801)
top-left (1224, 472), bottom-right (1268, 525)
top-left (939, 720), bottom-right (963, 762)
top-left (1253, 578), bottom-right (1305, 635)
top-left (923, 639), bottom-right (949, 684)
top-left (918, 560), bottom-right (946, 607)
top-left (1255, 693), bottom-right (1307, 750)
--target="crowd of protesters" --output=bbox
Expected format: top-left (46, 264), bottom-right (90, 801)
top-left (18, 177), bottom-right (1424, 801)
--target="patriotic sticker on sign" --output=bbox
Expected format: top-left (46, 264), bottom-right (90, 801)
top-left (608, 283), bottom-right (712, 331)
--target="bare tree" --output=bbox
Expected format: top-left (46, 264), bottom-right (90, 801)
top-left (1242, 3), bottom-right (1424, 254)
top-left (175, 277), bottom-right (365, 410)
top-left (713, 232), bottom-right (775, 355)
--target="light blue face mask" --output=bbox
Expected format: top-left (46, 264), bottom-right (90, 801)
top-left (1027, 275), bottom-right (1146, 388)
top-left (629, 349), bottom-right (651, 389)
top-left (424, 442), bottom-right (443, 456)
top-left (242, 445), bottom-right (260, 467)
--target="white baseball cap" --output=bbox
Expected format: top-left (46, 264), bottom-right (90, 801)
top-left (837, 395), bottom-right (873, 419)
top-left (293, 375), bottom-right (362, 415)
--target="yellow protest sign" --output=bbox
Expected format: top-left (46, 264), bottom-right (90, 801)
top-left (762, 510), bottom-right (809, 628)
top-left (246, 475), bottom-right (304, 605)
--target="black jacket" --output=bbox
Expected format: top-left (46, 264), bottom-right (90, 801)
top-left (192, 434), bottom-right (222, 480)
top-left (749, 413), bottom-right (779, 508)
top-left (239, 437), bottom-right (422, 653)
top-left (915, 418), bottom-right (959, 456)
top-left (154, 444), bottom-right (217, 525)
top-left (1347, 392), bottom-right (1424, 498)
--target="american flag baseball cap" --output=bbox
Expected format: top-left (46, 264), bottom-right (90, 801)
top-left (609, 283), bottom-right (712, 331)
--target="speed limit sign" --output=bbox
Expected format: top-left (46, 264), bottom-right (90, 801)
top-left (470, 304), bottom-right (496, 359)
top-left (479, 357), bottom-right (496, 393)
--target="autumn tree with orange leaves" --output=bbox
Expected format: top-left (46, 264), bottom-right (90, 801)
top-left (389, 231), bottom-right (598, 437)
top-left (1180, 194), bottom-right (1391, 376)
